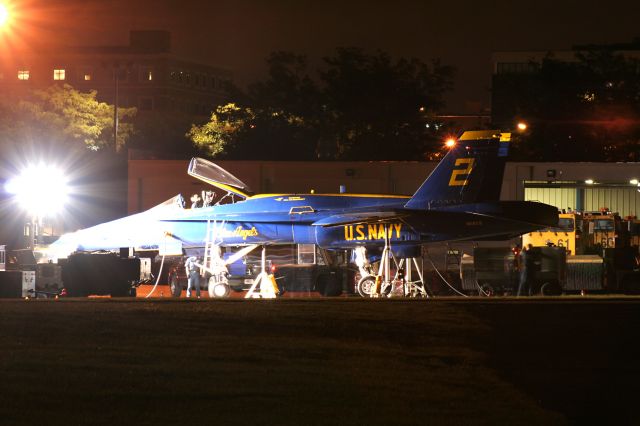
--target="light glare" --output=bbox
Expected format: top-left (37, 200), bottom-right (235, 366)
top-left (445, 138), bottom-right (456, 148)
top-left (0, 4), bottom-right (8, 27)
top-left (5, 164), bottom-right (69, 217)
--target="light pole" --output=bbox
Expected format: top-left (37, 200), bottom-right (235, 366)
top-left (114, 69), bottom-right (119, 151)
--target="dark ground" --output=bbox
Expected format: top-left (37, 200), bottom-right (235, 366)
top-left (1, 297), bottom-right (639, 425)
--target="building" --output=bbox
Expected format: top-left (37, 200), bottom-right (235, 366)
top-left (0, 30), bottom-right (231, 118)
top-left (491, 38), bottom-right (640, 128)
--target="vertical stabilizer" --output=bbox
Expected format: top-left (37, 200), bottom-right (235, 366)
top-left (404, 131), bottom-right (511, 209)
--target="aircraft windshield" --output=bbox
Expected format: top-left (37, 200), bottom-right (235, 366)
top-left (188, 157), bottom-right (251, 195)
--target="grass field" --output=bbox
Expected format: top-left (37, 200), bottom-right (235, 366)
top-left (1, 297), bottom-right (639, 425)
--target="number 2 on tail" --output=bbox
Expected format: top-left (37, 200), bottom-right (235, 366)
top-left (448, 158), bottom-right (475, 186)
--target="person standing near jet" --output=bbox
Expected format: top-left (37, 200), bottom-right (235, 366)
top-left (517, 244), bottom-right (535, 296)
top-left (185, 255), bottom-right (201, 298)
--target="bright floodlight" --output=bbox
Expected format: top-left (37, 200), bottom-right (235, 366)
top-left (5, 164), bottom-right (69, 217)
top-left (517, 122), bottom-right (528, 131)
top-left (445, 138), bottom-right (456, 148)
top-left (0, 3), bottom-right (9, 27)
top-left (630, 178), bottom-right (639, 186)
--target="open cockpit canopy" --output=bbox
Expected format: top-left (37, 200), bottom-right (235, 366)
top-left (188, 157), bottom-right (253, 199)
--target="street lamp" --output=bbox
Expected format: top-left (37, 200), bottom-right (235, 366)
top-left (5, 164), bottom-right (69, 250)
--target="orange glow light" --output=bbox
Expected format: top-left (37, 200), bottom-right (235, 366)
top-left (445, 138), bottom-right (456, 148)
top-left (517, 122), bottom-right (528, 131)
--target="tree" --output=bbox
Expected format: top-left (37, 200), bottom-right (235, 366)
top-left (319, 48), bottom-right (454, 160)
top-left (189, 48), bottom-right (455, 161)
top-left (187, 103), bottom-right (255, 158)
top-left (495, 51), bottom-right (640, 161)
top-left (0, 84), bottom-right (136, 152)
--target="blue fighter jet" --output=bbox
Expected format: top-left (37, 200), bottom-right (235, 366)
top-left (50, 130), bottom-right (557, 296)
top-left (51, 130), bottom-right (557, 256)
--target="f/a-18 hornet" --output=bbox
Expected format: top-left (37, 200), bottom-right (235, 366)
top-left (51, 130), bottom-right (558, 296)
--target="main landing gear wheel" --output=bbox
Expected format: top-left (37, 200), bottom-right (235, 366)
top-left (357, 275), bottom-right (375, 297)
top-left (208, 275), bottom-right (230, 298)
top-left (356, 275), bottom-right (392, 297)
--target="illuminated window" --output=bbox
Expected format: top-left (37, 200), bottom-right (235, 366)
top-left (53, 69), bottom-right (66, 80)
top-left (18, 70), bottom-right (30, 80)
top-left (84, 74), bottom-right (92, 81)
top-left (146, 70), bottom-right (153, 81)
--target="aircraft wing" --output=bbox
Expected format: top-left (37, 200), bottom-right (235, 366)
top-left (312, 211), bottom-right (408, 227)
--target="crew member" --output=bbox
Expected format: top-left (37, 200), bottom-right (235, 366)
top-left (202, 190), bottom-right (215, 207)
top-left (517, 244), bottom-right (535, 296)
top-left (190, 193), bottom-right (202, 208)
top-left (185, 256), bottom-right (201, 298)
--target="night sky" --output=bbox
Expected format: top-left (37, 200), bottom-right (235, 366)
top-left (3, 0), bottom-right (639, 113)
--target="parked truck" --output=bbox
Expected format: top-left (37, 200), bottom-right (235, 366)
top-left (521, 209), bottom-right (640, 293)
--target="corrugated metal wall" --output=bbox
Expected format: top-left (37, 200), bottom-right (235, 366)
top-left (524, 188), bottom-right (577, 211)
top-left (525, 187), bottom-right (640, 217)
top-left (583, 188), bottom-right (640, 217)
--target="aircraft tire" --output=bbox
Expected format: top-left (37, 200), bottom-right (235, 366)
top-left (209, 283), bottom-right (230, 298)
top-left (169, 275), bottom-right (182, 297)
top-left (208, 276), bottom-right (230, 298)
top-left (357, 275), bottom-right (376, 298)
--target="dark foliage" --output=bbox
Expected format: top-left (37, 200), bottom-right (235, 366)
top-left (192, 48), bottom-right (455, 161)
top-left (494, 51), bottom-right (640, 161)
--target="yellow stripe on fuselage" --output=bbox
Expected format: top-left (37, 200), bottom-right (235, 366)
top-left (247, 193), bottom-right (410, 200)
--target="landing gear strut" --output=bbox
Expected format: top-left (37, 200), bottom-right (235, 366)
top-left (355, 223), bottom-right (427, 298)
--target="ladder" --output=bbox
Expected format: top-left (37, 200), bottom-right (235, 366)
top-left (203, 219), bottom-right (225, 274)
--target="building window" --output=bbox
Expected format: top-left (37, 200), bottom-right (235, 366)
top-left (84, 73), bottom-right (92, 81)
top-left (18, 70), bottom-right (30, 80)
top-left (53, 69), bottom-right (66, 80)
